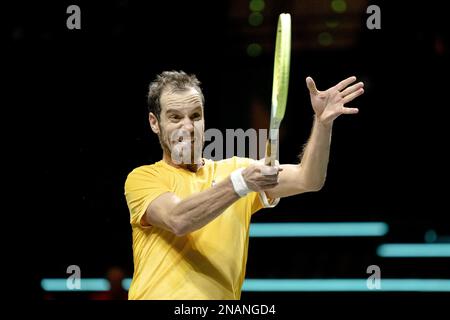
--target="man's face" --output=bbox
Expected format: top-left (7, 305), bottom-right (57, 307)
top-left (157, 87), bottom-right (205, 165)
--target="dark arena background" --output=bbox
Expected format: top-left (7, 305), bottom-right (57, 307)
top-left (7, 0), bottom-right (449, 316)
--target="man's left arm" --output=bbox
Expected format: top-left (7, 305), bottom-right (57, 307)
top-left (265, 75), bottom-right (364, 199)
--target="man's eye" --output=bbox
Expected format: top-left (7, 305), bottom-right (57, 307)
top-left (191, 113), bottom-right (201, 120)
top-left (170, 115), bottom-right (181, 121)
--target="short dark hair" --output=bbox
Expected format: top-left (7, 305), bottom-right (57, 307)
top-left (147, 70), bottom-right (204, 120)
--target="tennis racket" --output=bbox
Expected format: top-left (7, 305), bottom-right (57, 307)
top-left (265, 13), bottom-right (291, 166)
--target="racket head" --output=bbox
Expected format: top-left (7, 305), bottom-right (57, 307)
top-left (270, 13), bottom-right (291, 130)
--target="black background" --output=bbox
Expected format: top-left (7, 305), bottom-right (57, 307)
top-left (5, 0), bottom-right (449, 307)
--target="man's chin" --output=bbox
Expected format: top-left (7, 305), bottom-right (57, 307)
top-left (174, 157), bottom-right (203, 166)
top-left (173, 157), bottom-right (204, 172)
top-left (168, 142), bottom-right (203, 163)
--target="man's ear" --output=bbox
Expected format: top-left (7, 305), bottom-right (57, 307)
top-left (149, 112), bottom-right (160, 134)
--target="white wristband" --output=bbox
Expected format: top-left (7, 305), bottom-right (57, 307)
top-left (230, 168), bottom-right (251, 197)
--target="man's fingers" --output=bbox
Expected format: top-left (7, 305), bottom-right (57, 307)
top-left (335, 76), bottom-right (357, 91)
top-left (262, 183), bottom-right (279, 190)
top-left (342, 107), bottom-right (359, 115)
top-left (306, 76), bottom-right (319, 96)
top-left (340, 82), bottom-right (364, 97)
top-left (260, 165), bottom-right (282, 176)
top-left (342, 87), bottom-right (364, 104)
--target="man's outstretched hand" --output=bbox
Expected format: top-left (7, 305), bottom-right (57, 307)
top-left (306, 76), bottom-right (364, 126)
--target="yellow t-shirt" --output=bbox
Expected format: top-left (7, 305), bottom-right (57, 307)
top-left (124, 156), bottom-right (278, 300)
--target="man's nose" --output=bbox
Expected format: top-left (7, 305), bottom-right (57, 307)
top-left (180, 116), bottom-right (194, 132)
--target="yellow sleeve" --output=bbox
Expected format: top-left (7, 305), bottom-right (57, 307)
top-left (124, 166), bottom-right (171, 228)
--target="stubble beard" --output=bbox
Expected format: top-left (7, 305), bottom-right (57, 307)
top-left (158, 128), bottom-right (204, 172)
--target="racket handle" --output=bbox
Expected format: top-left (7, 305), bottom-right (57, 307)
top-left (265, 139), bottom-right (278, 166)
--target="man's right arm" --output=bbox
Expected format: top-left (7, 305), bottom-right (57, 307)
top-left (142, 163), bottom-right (281, 236)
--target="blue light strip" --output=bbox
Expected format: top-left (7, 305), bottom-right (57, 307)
top-left (41, 278), bottom-right (450, 292)
top-left (377, 244), bottom-right (450, 257)
top-left (242, 279), bottom-right (450, 292)
top-left (249, 222), bottom-right (389, 237)
top-left (41, 278), bottom-right (110, 291)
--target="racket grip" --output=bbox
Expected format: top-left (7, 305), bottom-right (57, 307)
top-left (265, 139), bottom-right (277, 166)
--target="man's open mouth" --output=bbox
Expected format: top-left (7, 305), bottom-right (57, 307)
top-left (175, 137), bottom-right (196, 143)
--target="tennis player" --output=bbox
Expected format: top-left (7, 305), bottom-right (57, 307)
top-left (124, 70), bottom-right (364, 299)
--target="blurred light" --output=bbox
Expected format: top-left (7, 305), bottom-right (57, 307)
top-left (325, 20), bottom-right (340, 28)
top-left (41, 279), bottom-right (110, 291)
top-left (318, 32), bottom-right (333, 46)
top-left (425, 229), bottom-right (438, 243)
top-left (249, 0), bottom-right (265, 12)
top-left (331, 0), bottom-right (347, 13)
top-left (247, 43), bottom-right (262, 57)
top-left (122, 278), bottom-right (132, 290)
top-left (248, 12), bottom-right (264, 26)
top-left (242, 279), bottom-right (450, 292)
top-left (377, 244), bottom-right (450, 257)
top-left (249, 222), bottom-right (389, 237)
